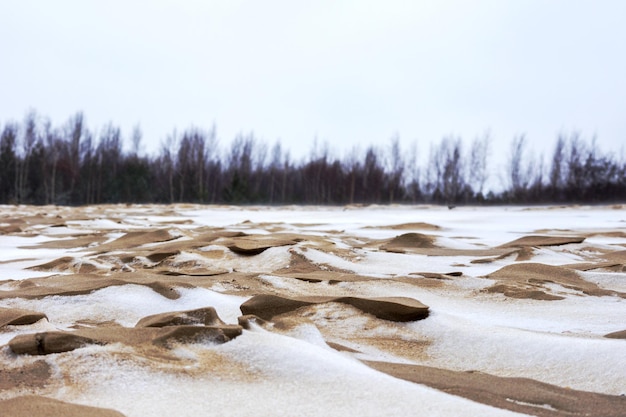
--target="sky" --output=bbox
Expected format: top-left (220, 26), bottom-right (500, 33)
top-left (1, 0), bottom-right (625, 165)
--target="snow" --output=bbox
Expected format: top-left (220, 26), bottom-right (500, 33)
top-left (1, 204), bottom-right (625, 416)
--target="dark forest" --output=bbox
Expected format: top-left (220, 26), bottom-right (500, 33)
top-left (1, 111), bottom-right (625, 206)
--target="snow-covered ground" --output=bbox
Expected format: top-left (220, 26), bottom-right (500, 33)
top-left (0, 204), bottom-right (624, 416)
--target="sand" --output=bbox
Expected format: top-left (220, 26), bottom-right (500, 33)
top-left (0, 204), bottom-right (625, 416)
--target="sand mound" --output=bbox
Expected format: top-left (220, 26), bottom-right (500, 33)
top-left (9, 324), bottom-right (242, 356)
top-left (380, 232), bottom-right (521, 258)
top-left (499, 235), bottom-right (585, 248)
top-left (135, 307), bottom-right (226, 327)
top-left (240, 294), bottom-right (429, 322)
top-left (604, 329), bottom-right (626, 339)
top-left (94, 229), bottom-right (180, 252)
top-left (27, 256), bottom-right (102, 274)
top-left (9, 331), bottom-right (102, 355)
top-left (226, 236), bottom-right (297, 255)
top-left (485, 262), bottom-right (624, 300)
top-left (0, 395), bottom-right (126, 417)
top-left (365, 361), bottom-right (626, 417)
top-left (380, 232), bottom-right (438, 253)
top-left (0, 307), bottom-right (47, 327)
top-left (142, 249), bottom-right (181, 262)
top-left (411, 271), bottom-right (462, 279)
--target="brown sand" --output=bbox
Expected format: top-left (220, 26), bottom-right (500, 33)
top-left (0, 307), bottom-right (47, 327)
top-left (602, 250), bottom-right (626, 263)
top-left (0, 361), bottom-right (51, 390)
top-left (365, 361), bottom-right (626, 417)
top-left (499, 235), bottom-right (586, 248)
top-left (604, 329), bottom-right (626, 339)
top-left (380, 232), bottom-right (439, 252)
top-left (9, 324), bottom-right (242, 355)
top-left (0, 395), bottom-right (126, 417)
top-left (92, 229), bottom-right (180, 252)
top-left (485, 262), bottom-right (626, 300)
top-left (379, 233), bottom-right (519, 257)
top-left (135, 307), bottom-right (226, 327)
top-left (240, 294), bottom-right (429, 322)
top-left (226, 236), bottom-right (297, 255)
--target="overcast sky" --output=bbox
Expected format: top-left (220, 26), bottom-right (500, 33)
top-left (1, 0), bottom-right (625, 164)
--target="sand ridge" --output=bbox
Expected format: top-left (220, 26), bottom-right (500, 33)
top-left (0, 395), bottom-right (126, 417)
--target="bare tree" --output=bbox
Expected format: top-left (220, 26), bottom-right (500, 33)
top-left (224, 133), bottom-right (256, 202)
top-left (508, 135), bottom-right (534, 201)
top-left (363, 146), bottom-right (384, 203)
top-left (131, 124), bottom-right (142, 157)
top-left (387, 135), bottom-right (404, 203)
top-left (344, 145), bottom-right (361, 204)
top-left (429, 137), bottom-right (464, 204)
top-left (550, 134), bottom-right (566, 200)
top-left (468, 133), bottom-right (491, 197)
top-left (564, 132), bottom-right (586, 199)
top-left (95, 123), bottom-right (122, 203)
top-left (268, 140), bottom-right (283, 204)
top-left (65, 112), bottom-right (84, 203)
top-left (43, 120), bottom-right (61, 204)
top-left (15, 111), bottom-right (39, 203)
top-left (405, 141), bottom-right (421, 203)
top-left (160, 131), bottom-right (178, 203)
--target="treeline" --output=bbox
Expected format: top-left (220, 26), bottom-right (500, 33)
top-left (1, 111), bottom-right (625, 206)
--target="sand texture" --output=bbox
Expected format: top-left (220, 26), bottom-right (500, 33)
top-left (0, 204), bottom-right (625, 417)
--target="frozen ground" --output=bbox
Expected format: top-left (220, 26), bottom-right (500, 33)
top-left (0, 204), bottom-right (625, 416)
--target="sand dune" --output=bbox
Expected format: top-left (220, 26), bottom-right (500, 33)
top-left (0, 204), bottom-right (625, 416)
top-left (240, 294), bottom-right (429, 321)
top-left (365, 361), bottom-right (626, 417)
top-left (485, 262), bottom-right (626, 300)
top-left (0, 395), bottom-right (126, 417)
top-left (0, 307), bottom-right (47, 327)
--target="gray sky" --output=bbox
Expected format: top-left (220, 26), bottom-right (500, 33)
top-left (1, 0), bottom-right (625, 164)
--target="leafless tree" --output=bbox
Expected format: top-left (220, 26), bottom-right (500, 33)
top-left (550, 134), bottom-right (566, 199)
top-left (160, 131), bottom-right (178, 203)
top-left (15, 111), bottom-right (39, 203)
top-left (268, 140), bottom-right (283, 204)
top-left (387, 135), bottom-right (404, 203)
top-left (429, 137), bottom-right (465, 204)
top-left (65, 112), bottom-right (84, 203)
top-left (42, 120), bottom-right (61, 204)
top-left (467, 133), bottom-right (491, 196)
top-left (508, 135), bottom-right (534, 200)
top-left (344, 145), bottom-right (361, 204)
